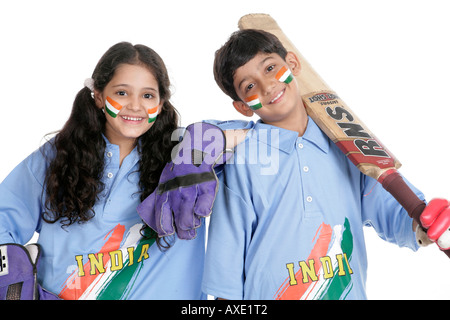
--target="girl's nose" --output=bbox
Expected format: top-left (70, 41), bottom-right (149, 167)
top-left (127, 95), bottom-right (141, 110)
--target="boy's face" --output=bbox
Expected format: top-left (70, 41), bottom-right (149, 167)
top-left (232, 52), bottom-right (305, 128)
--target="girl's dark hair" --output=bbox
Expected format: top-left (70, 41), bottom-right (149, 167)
top-left (213, 29), bottom-right (288, 102)
top-left (43, 42), bottom-right (178, 247)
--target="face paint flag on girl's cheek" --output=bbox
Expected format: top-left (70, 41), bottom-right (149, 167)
top-left (245, 94), bottom-right (263, 110)
top-left (105, 96), bottom-right (123, 118)
top-left (147, 106), bottom-right (158, 123)
top-left (276, 66), bottom-right (294, 84)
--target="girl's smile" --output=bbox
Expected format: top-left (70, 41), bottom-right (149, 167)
top-left (120, 115), bottom-right (146, 123)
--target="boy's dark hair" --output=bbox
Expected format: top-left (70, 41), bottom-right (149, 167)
top-left (213, 29), bottom-right (288, 102)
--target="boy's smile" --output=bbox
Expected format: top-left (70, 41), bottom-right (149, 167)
top-left (232, 52), bottom-right (308, 135)
top-left (269, 88), bottom-right (286, 105)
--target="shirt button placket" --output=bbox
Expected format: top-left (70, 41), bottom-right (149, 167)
top-left (303, 165), bottom-right (312, 203)
top-left (103, 147), bottom-right (120, 214)
top-left (298, 139), bottom-right (314, 209)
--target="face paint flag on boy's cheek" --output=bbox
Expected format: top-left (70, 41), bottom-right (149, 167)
top-left (245, 94), bottom-right (263, 110)
top-left (147, 106), bottom-right (158, 123)
top-left (276, 66), bottom-right (294, 84)
top-left (105, 96), bottom-right (123, 118)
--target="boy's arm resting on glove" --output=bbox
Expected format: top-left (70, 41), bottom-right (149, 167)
top-left (203, 119), bottom-right (251, 149)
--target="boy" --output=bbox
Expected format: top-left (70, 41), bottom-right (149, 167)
top-left (201, 29), bottom-right (436, 300)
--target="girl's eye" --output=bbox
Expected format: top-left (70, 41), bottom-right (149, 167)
top-left (116, 91), bottom-right (127, 96)
top-left (143, 93), bottom-right (153, 99)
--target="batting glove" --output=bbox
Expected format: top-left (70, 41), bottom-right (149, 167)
top-left (420, 198), bottom-right (450, 250)
top-left (0, 243), bottom-right (60, 300)
top-left (137, 122), bottom-right (232, 240)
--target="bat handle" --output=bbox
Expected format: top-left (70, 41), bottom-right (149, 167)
top-left (380, 170), bottom-right (450, 258)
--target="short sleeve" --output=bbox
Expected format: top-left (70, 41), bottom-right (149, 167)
top-left (202, 169), bottom-right (256, 300)
top-left (0, 144), bottom-right (51, 244)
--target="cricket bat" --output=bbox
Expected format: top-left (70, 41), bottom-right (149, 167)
top-left (238, 13), bottom-right (450, 257)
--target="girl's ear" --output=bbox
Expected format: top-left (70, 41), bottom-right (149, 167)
top-left (93, 90), bottom-right (104, 109)
top-left (232, 100), bottom-right (254, 117)
top-left (285, 51), bottom-right (301, 76)
top-left (157, 100), bottom-right (164, 114)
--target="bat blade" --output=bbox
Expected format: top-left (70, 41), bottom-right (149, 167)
top-left (238, 13), bottom-right (450, 258)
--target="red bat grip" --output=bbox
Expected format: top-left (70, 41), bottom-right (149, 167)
top-left (381, 171), bottom-right (450, 258)
top-left (381, 171), bottom-right (426, 224)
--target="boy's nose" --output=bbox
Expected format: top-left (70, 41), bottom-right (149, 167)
top-left (261, 79), bottom-right (277, 96)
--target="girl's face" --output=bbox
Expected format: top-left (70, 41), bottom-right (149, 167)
top-left (94, 63), bottom-right (161, 147)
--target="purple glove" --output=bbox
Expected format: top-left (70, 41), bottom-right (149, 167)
top-left (0, 243), bottom-right (60, 300)
top-left (137, 122), bottom-right (232, 240)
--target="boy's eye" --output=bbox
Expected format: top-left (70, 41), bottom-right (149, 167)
top-left (267, 65), bottom-right (275, 72)
top-left (246, 83), bottom-right (255, 92)
top-left (116, 90), bottom-right (127, 96)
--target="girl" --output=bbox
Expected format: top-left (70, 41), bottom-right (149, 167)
top-left (0, 42), bottom-right (207, 299)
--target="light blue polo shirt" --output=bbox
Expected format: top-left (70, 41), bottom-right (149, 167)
top-left (0, 137), bottom-right (206, 300)
top-left (202, 117), bottom-right (421, 300)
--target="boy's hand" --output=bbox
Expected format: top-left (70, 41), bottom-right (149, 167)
top-left (420, 198), bottom-right (450, 250)
top-left (137, 122), bottom-right (232, 240)
top-left (224, 129), bottom-right (249, 149)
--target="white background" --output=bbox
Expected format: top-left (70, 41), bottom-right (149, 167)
top-left (1, 0), bottom-right (449, 299)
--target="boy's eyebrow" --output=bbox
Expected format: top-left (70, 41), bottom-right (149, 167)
top-left (237, 55), bottom-right (276, 92)
top-left (237, 78), bottom-right (248, 92)
top-left (260, 55), bottom-right (275, 66)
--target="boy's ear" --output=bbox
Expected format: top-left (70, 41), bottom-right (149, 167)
top-left (233, 100), bottom-right (254, 117)
top-left (286, 51), bottom-right (301, 76)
